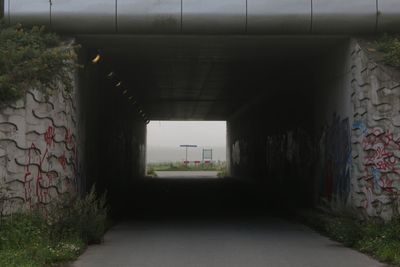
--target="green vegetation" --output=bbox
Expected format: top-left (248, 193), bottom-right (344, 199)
top-left (377, 35), bottom-right (400, 68)
top-left (0, 22), bottom-right (78, 105)
top-left (303, 201), bottom-right (400, 266)
top-left (147, 161), bottom-right (227, 176)
top-left (217, 169), bottom-right (228, 178)
top-left (0, 187), bottom-right (108, 267)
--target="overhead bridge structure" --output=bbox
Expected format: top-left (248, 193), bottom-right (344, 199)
top-left (3, 0), bottom-right (400, 34)
top-left (2, 0), bottom-right (400, 220)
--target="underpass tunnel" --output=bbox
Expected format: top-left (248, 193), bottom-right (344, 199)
top-left (76, 35), bottom-right (352, 218)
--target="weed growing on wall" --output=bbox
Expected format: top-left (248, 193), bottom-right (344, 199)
top-left (0, 22), bottom-right (78, 105)
top-left (0, 186), bottom-right (108, 267)
top-left (303, 202), bottom-right (400, 266)
top-left (48, 187), bottom-right (109, 244)
top-left (377, 35), bottom-right (400, 68)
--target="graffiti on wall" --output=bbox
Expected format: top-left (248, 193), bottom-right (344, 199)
top-left (351, 42), bottom-right (400, 219)
top-left (353, 120), bottom-right (400, 216)
top-left (362, 126), bottom-right (399, 192)
top-left (0, 89), bottom-right (79, 215)
top-left (320, 114), bottom-right (352, 201)
top-left (265, 129), bottom-right (314, 178)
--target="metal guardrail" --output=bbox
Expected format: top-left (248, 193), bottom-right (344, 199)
top-left (4, 0), bottom-right (400, 34)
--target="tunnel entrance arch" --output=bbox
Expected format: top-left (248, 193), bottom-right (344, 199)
top-left (77, 35), bottom-right (353, 215)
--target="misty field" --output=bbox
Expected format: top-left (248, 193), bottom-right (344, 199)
top-left (147, 161), bottom-right (227, 177)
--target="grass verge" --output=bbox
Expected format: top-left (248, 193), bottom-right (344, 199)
top-left (147, 161), bottom-right (227, 175)
top-left (302, 208), bottom-right (400, 266)
top-left (0, 187), bottom-right (108, 267)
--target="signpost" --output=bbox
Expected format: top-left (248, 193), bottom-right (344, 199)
top-left (180, 145), bottom-right (198, 164)
top-left (202, 148), bottom-right (213, 164)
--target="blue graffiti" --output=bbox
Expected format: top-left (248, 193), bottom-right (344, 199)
top-left (322, 114), bottom-right (352, 201)
top-left (372, 167), bottom-right (381, 188)
top-left (352, 120), bottom-right (367, 133)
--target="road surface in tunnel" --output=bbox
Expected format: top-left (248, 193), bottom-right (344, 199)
top-left (155, 171), bottom-right (219, 178)
top-left (71, 178), bottom-right (383, 267)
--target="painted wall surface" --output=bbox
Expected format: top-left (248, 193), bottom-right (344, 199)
top-left (227, 65), bottom-right (316, 207)
top-left (0, 84), bottom-right (80, 215)
top-left (313, 40), bottom-right (354, 204)
top-left (351, 43), bottom-right (400, 220)
top-left (0, 49), bottom-right (148, 217)
top-left (227, 39), bottom-right (400, 219)
top-left (77, 53), bottom-right (147, 216)
top-left (317, 40), bottom-right (400, 219)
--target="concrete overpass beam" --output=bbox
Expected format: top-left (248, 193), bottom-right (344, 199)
top-left (247, 0), bottom-right (311, 34)
top-left (51, 0), bottom-right (116, 34)
top-left (5, 0), bottom-right (400, 34)
top-left (312, 0), bottom-right (377, 34)
top-left (118, 0), bottom-right (181, 34)
top-left (7, 0), bottom-right (50, 26)
top-left (182, 0), bottom-right (246, 33)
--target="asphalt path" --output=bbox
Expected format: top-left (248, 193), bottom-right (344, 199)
top-left (71, 177), bottom-right (385, 267)
top-left (155, 171), bottom-right (219, 178)
top-left (72, 218), bottom-right (384, 267)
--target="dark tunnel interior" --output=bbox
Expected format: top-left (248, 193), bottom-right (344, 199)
top-left (75, 35), bottom-right (350, 219)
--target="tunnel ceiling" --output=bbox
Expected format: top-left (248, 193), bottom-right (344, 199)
top-left (78, 35), bottom-right (347, 120)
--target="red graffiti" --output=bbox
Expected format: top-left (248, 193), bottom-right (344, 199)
top-left (362, 130), bottom-right (400, 174)
top-left (23, 125), bottom-right (79, 207)
top-left (65, 128), bottom-right (73, 145)
top-left (44, 126), bottom-right (55, 146)
top-left (378, 176), bottom-right (395, 193)
top-left (58, 152), bottom-right (67, 170)
top-left (361, 129), bottom-right (400, 194)
top-left (24, 142), bottom-right (51, 205)
top-left (23, 171), bottom-right (32, 208)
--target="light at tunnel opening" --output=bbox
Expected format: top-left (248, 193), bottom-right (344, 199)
top-left (146, 121), bottom-right (227, 178)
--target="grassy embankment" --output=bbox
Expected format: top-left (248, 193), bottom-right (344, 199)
top-left (147, 161), bottom-right (227, 177)
top-left (0, 188), bottom-right (108, 267)
top-left (0, 23), bottom-right (107, 267)
top-left (303, 201), bottom-right (400, 266)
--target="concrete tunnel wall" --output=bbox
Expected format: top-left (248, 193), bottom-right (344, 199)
top-left (72, 39), bottom-right (400, 220)
top-left (226, 39), bottom-right (358, 209)
top-left (0, 45), bottom-right (147, 216)
top-left (78, 49), bottom-right (147, 212)
top-left (227, 39), bottom-right (400, 220)
top-left (227, 61), bottom-right (316, 208)
top-left (1, 32), bottom-right (400, 220)
top-left (0, 56), bottom-right (82, 215)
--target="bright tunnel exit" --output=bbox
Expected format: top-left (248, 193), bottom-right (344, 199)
top-left (146, 121), bottom-right (227, 178)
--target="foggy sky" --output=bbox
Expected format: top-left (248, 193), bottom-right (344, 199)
top-left (147, 121), bottom-right (227, 148)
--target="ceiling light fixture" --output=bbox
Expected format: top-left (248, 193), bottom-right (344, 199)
top-left (107, 72), bottom-right (115, 79)
top-left (91, 53), bottom-right (101, 64)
